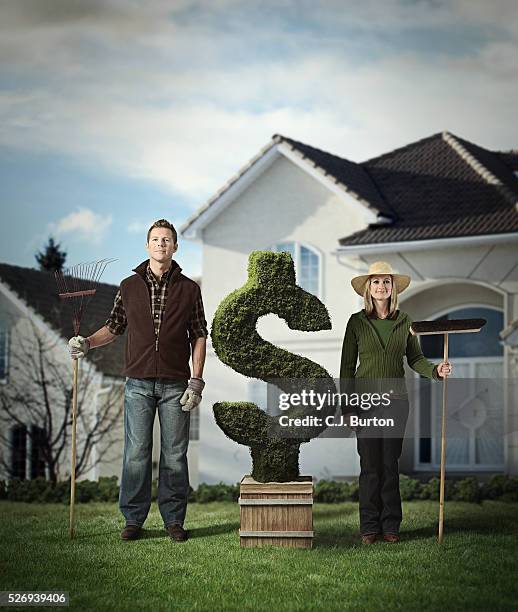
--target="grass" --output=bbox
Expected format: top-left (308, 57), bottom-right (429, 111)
top-left (1, 500), bottom-right (517, 611)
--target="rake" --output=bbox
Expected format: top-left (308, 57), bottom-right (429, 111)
top-left (55, 259), bottom-right (115, 538)
top-left (410, 318), bottom-right (486, 544)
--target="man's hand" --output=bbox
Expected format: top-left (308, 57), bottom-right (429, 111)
top-left (180, 377), bottom-right (205, 412)
top-left (68, 336), bottom-right (90, 360)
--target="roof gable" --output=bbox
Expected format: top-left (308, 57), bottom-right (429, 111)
top-left (0, 263), bottom-right (124, 378)
top-left (274, 135), bottom-right (394, 217)
top-left (181, 134), bottom-right (393, 238)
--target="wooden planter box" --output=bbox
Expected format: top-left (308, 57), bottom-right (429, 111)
top-left (239, 475), bottom-right (313, 548)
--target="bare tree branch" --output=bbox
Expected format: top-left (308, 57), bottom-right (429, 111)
top-left (1, 319), bottom-right (123, 483)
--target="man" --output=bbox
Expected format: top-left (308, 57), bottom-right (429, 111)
top-left (68, 219), bottom-right (207, 542)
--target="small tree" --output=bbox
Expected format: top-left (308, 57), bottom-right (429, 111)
top-left (35, 237), bottom-right (67, 273)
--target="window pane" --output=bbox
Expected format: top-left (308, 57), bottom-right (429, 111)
top-left (10, 425), bottom-right (27, 480)
top-left (30, 425), bottom-right (46, 479)
top-left (274, 242), bottom-right (320, 297)
top-left (299, 245), bottom-right (319, 295)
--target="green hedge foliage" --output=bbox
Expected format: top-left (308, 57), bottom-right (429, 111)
top-left (211, 251), bottom-right (334, 482)
top-left (2, 475), bottom-right (517, 504)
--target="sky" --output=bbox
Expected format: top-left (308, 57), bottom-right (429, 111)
top-left (0, 0), bottom-right (517, 284)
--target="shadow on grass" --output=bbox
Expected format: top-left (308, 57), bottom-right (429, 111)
top-left (313, 505), bottom-right (518, 548)
top-left (140, 521), bottom-right (240, 540)
top-left (402, 516), bottom-right (518, 540)
top-left (314, 505), bottom-right (356, 521)
top-left (313, 529), bottom-right (361, 548)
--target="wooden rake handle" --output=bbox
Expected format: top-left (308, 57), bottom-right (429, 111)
top-left (438, 333), bottom-right (448, 544)
top-left (69, 358), bottom-right (79, 539)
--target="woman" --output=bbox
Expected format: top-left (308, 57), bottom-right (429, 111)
top-left (340, 261), bottom-right (451, 545)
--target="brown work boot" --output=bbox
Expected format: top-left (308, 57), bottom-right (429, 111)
top-left (383, 533), bottom-right (400, 543)
top-left (121, 525), bottom-right (142, 541)
top-left (166, 524), bottom-right (189, 542)
top-left (361, 533), bottom-right (378, 545)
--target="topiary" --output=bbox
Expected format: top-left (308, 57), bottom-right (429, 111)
top-left (211, 251), bottom-right (335, 482)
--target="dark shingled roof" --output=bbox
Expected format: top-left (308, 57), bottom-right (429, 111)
top-left (275, 134), bottom-right (395, 218)
top-left (0, 262), bottom-right (125, 378)
top-left (497, 151), bottom-right (518, 172)
top-left (338, 132), bottom-right (518, 246)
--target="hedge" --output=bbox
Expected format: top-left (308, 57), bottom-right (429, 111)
top-left (211, 251), bottom-right (335, 482)
top-left (2, 475), bottom-right (517, 504)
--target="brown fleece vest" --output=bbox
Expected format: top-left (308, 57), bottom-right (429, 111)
top-left (120, 260), bottom-right (200, 380)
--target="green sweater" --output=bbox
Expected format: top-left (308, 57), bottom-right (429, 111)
top-left (340, 310), bottom-right (439, 394)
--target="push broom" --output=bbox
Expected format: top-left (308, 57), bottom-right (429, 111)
top-left (55, 259), bottom-right (115, 538)
top-left (410, 318), bottom-right (486, 544)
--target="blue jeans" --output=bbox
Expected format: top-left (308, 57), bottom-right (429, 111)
top-left (119, 377), bottom-right (190, 528)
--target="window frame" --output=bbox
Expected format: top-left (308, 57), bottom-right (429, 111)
top-left (272, 241), bottom-right (323, 299)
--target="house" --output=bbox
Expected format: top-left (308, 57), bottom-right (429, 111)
top-left (181, 131), bottom-right (518, 483)
top-left (0, 263), bottom-right (201, 487)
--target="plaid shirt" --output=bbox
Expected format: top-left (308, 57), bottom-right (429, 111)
top-left (106, 263), bottom-right (208, 341)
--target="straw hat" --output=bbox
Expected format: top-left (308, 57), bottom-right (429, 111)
top-left (351, 261), bottom-right (411, 296)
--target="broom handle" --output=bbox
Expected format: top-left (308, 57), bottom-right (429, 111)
top-left (438, 333), bottom-right (448, 544)
top-left (69, 358), bottom-right (79, 539)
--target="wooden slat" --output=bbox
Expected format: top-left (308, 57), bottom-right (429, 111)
top-left (240, 475), bottom-right (313, 495)
top-left (240, 530), bottom-right (314, 538)
top-left (239, 498), bottom-right (313, 506)
top-left (239, 475), bottom-right (314, 548)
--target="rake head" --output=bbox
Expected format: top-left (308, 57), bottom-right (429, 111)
top-left (54, 259), bottom-right (116, 335)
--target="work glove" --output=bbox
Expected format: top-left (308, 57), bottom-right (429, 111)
top-left (180, 377), bottom-right (205, 412)
top-left (68, 336), bottom-right (90, 360)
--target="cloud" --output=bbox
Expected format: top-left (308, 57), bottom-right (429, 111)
top-left (0, 0), bottom-right (517, 208)
top-left (127, 220), bottom-right (155, 234)
top-left (50, 208), bottom-right (112, 244)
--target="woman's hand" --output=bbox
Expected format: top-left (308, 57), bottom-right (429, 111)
top-left (437, 361), bottom-right (452, 378)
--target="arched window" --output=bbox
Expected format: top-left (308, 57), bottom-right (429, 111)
top-left (273, 242), bottom-right (322, 298)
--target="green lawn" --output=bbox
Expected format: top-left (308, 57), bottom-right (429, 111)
top-left (1, 500), bottom-right (517, 611)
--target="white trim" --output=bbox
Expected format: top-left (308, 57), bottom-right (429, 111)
top-left (181, 143), bottom-right (281, 240)
top-left (443, 131), bottom-right (518, 206)
top-left (335, 232), bottom-right (518, 256)
top-left (443, 132), bottom-right (502, 186)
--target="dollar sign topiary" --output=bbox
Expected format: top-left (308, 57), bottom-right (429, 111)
top-left (211, 251), bottom-right (335, 482)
